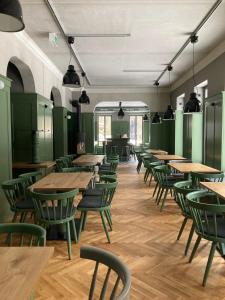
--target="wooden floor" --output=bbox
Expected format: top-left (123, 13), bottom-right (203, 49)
top-left (36, 162), bottom-right (225, 299)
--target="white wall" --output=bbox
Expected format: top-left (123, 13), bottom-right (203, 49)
top-left (0, 31), bottom-right (73, 110)
top-left (73, 88), bottom-right (170, 113)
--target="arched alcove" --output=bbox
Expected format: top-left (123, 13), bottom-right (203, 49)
top-left (51, 87), bottom-right (62, 106)
top-left (7, 57), bottom-right (35, 93)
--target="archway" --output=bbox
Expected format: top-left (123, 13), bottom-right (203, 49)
top-left (50, 87), bottom-right (62, 107)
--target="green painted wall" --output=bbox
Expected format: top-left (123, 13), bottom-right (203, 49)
top-left (0, 75), bottom-right (12, 222)
top-left (68, 112), bottom-right (77, 154)
top-left (53, 107), bottom-right (68, 159)
top-left (150, 120), bottom-right (175, 154)
top-left (143, 120), bottom-right (150, 143)
top-left (221, 92), bottom-right (225, 171)
top-left (192, 113), bottom-right (203, 163)
top-left (111, 121), bottom-right (129, 138)
top-left (11, 93), bottom-right (53, 162)
top-left (82, 113), bottom-right (94, 153)
top-left (175, 111), bottom-right (183, 156)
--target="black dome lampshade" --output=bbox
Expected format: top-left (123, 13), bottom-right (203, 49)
top-left (143, 114), bottom-right (148, 121)
top-left (63, 65), bottom-right (80, 87)
top-left (163, 105), bottom-right (174, 120)
top-left (118, 102), bottom-right (125, 118)
top-left (152, 112), bottom-right (160, 124)
top-left (0, 0), bottom-right (25, 32)
top-left (79, 90), bottom-right (90, 104)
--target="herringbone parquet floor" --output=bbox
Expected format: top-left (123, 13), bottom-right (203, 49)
top-left (35, 163), bottom-right (225, 299)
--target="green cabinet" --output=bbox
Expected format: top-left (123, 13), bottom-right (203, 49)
top-left (11, 93), bottom-right (53, 162)
top-left (53, 107), bottom-right (68, 158)
top-left (0, 75), bottom-right (12, 221)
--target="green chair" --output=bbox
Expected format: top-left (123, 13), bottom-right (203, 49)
top-left (174, 181), bottom-right (197, 255)
top-left (148, 161), bottom-right (162, 189)
top-left (65, 154), bottom-right (76, 167)
top-left (0, 223), bottom-right (46, 246)
top-left (78, 177), bottom-right (117, 243)
top-left (191, 171), bottom-right (224, 189)
top-left (186, 190), bottom-right (225, 286)
top-left (55, 158), bottom-right (69, 172)
top-left (30, 189), bottom-right (79, 259)
top-left (1, 178), bottom-right (35, 223)
top-left (19, 170), bottom-right (42, 187)
top-left (99, 170), bottom-right (117, 178)
top-left (80, 245), bottom-right (131, 300)
top-left (62, 166), bottom-right (93, 172)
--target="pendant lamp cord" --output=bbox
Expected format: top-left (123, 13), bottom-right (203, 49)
top-left (168, 70), bottom-right (172, 105)
top-left (192, 42), bottom-right (196, 87)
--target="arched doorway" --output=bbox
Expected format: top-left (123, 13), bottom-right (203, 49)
top-left (51, 87), bottom-right (62, 107)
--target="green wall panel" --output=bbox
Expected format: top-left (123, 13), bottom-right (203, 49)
top-left (175, 111), bottom-right (183, 156)
top-left (81, 113), bottom-right (94, 153)
top-left (143, 120), bottom-right (150, 143)
top-left (111, 121), bottom-right (129, 138)
top-left (53, 107), bottom-right (68, 159)
top-left (67, 112), bottom-right (77, 154)
top-left (192, 113), bottom-right (203, 163)
top-left (0, 75), bottom-right (12, 222)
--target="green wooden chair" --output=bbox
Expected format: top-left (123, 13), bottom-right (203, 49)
top-left (62, 166), bottom-right (93, 172)
top-left (65, 154), bottom-right (76, 166)
top-left (77, 177), bottom-right (117, 243)
top-left (174, 181), bottom-right (197, 255)
top-left (191, 171), bottom-right (224, 189)
top-left (186, 190), bottom-right (225, 286)
top-left (80, 245), bottom-right (131, 300)
top-left (55, 158), bottom-right (69, 172)
top-left (19, 170), bottom-right (42, 187)
top-left (0, 223), bottom-right (46, 246)
top-left (30, 189), bottom-right (79, 259)
top-left (99, 170), bottom-right (117, 177)
top-left (1, 178), bottom-right (35, 223)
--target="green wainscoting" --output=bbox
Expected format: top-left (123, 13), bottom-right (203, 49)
top-left (0, 75), bottom-right (12, 222)
top-left (143, 120), bottom-right (150, 144)
top-left (111, 120), bottom-right (129, 138)
top-left (11, 93), bottom-right (53, 162)
top-left (221, 92), bottom-right (225, 171)
top-left (68, 112), bottom-right (77, 154)
top-left (150, 120), bottom-right (175, 154)
top-left (53, 107), bottom-right (68, 159)
top-left (82, 113), bottom-right (94, 153)
top-left (175, 111), bottom-right (183, 156)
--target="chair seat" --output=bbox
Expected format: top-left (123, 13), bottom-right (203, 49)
top-left (16, 199), bottom-right (34, 210)
top-left (41, 207), bottom-right (76, 220)
top-left (78, 196), bottom-right (104, 209)
top-left (83, 189), bottom-right (104, 197)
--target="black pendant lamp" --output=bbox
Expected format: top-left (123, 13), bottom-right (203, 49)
top-left (79, 72), bottom-right (90, 104)
top-left (63, 37), bottom-right (81, 87)
top-left (0, 0), bottom-right (25, 32)
top-left (143, 114), bottom-right (148, 120)
top-left (118, 102), bottom-right (125, 118)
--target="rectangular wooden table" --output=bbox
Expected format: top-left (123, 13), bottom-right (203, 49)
top-left (145, 149), bottom-right (168, 155)
top-left (73, 155), bottom-right (105, 166)
top-left (0, 247), bottom-right (54, 300)
top-left (30, 172), bottom-right (93, 192)
top-left (153, 155), bottom-right (186, 161)
top-left (13, 161), bottom-right (56, 169)
top-left (168, 163), bottom-right (220, 174)
top-left (200, 182), bottom-right (225, 199)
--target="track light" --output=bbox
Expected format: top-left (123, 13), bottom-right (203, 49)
top-left (0, 0), bottom-right (25, 32)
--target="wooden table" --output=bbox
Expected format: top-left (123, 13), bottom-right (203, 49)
top-left (30, 172), bottom-right (93, 192)
top-left (0, 247), bottom-right (54, 300)
top-left (12, 161), bottom-right (56, 175)
top-left (153, 155), bottom-right (186, 161)
top-left (145, 149), bottom-right (168, 155)
top-left (73, 155), bottom-right (105, 166)
top-left (200, 182), bottom-right (225, 199)
top-left (168, 163), bottom-right (220, 174)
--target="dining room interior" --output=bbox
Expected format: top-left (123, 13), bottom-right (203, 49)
top-left (0, 0), bottom-right (225, 299)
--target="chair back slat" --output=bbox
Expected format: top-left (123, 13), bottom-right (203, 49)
top-left (174, 181), bottom-right (197, 216)
top-left (100, 268), bottom-right (111, 300)
top-left (191, 172), bottom-right (224, 189)
top-left (89, 262), bottom-right (99, 300)
top-left (110, 276), bottom-right (121, 300)
top-left (95, 177), bottom-right (117, 207)
top-left (19, 171), bottom-right (42, 188)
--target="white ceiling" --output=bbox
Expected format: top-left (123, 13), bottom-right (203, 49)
top-left (20, 0), bottom-right (225, 87)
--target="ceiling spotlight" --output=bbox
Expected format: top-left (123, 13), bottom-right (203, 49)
top-left (0, 0), bottom-right (25, 32)
top-left (154, 81), bottom-right (159, 86)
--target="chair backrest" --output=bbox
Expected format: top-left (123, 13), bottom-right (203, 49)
top-left (55, 158), bottom-right (68, 172)
top-left (64, 154), bottom-right (75, 166)
top-left (174, 180), bottom-right (197, 216)
top-left (191, 171), bottom-right (224, 189)
top-left (99, 170), bottom-right (117, 177)
top-left (1, 178), bottom-right (26, 210)
top-left (80, 245), bottom-right (131, 300)
top-left (186, 190), bottom-right (225, 242)
top-left (153, 165), bottom-right (171, 185)
top-left (0, 223), bottom-right (46, 246)
top-left (95, 177), bottom-right (117, 206)
top-left (107, 155), bottom-right (119, 161)
top-left (62, 166), bottom-right (93, 173)
top-left (107, 159), bottom-right (119, 172)
top-left (19, 170), bottom-right (42, 188)
top-left (30, 189), bottom-right (79, 223)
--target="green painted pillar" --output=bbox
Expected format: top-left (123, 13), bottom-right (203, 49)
top-left (143, 120), bottom-right (150, 144)
top-left (192, 112), bottom-right (203, 163)
top-left (221, 92), bottom-right (225, 171)
top-left (175, 110), bottom-right (183, 156)
top-left (0, 75), bottom-right (12, 222)
top-left (53, 106), bottom-right (68, 159)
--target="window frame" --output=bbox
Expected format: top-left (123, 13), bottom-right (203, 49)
top-left (129, 115), bottom-right (143, 146)
top-left (97, 114), bottom-right (112, 145)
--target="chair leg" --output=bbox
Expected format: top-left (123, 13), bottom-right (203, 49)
top-left (153, 182), bottom-right (158, 198)
top-left (157, 188), bottom-right (164, 205)
top-left (202, 241), bottom-right (217, 286)
top-left (82, 212), bottom-right (88, 231)
top-left (66, 222), bottom-right (72, 260)
top-left (100, 211), bottom-right (111, 243)
top-left (71, 219), bottom-right (78, 243)
top-left (177, 217), bottom-right (188, 240)
top-left (78, 211), bottom-right (85, 241)
top-left (104, 210), bottom-right (112, 231)
top-left (19, 212), bottom-right (25, 223)
top-left (149, 174), bottom-right (153, 187)
top-left (189, 235), bottom-right (202, 263)
top-left (184, 222), bottom-right (195, 256)
top-left (160, 188), bottom-right (169, 211)
top-left (107, 209), bottom-right (113, 225)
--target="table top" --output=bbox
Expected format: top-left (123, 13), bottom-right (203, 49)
top-left (153, 155), bottom-right (186, 161)
top-left (12, 161), bottom-right (56, 169)
top-left (30, 172), bottom-right (93, 191)
top-left (145, 149), bottom-right (168, 155)
top-left (168, 163), bottom-right (220, 174)
top-left (200, 182), bottom-right (225, 199)
top-left (73, 155), bottom-right (105, 166)
top-left (0, 247), bottom-right (54, 300)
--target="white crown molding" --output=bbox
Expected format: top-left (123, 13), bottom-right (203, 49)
top-left (171, 39), bottom-right (225, 91)
top-left (14, 31), bottom-right (63, 80)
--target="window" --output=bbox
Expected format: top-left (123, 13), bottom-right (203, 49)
top-left (98, 115), bottom-right (111, 145)
top-left (130, 115), bottom-right (143, 145)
